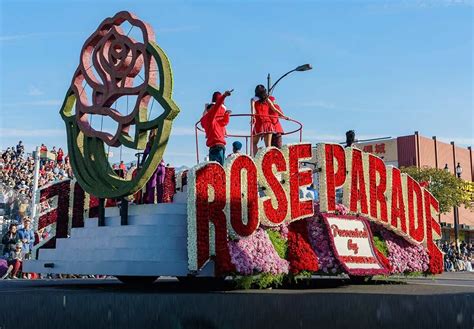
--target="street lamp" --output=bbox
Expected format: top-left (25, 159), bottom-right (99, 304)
top-left (453, 162), bottom-right (462, 251)
top-left (267, 64), bottom-right (312, 95)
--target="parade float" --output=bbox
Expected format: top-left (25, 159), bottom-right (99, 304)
top-left (24, 11), bottom-right (443, 286)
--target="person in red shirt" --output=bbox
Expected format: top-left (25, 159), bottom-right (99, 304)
top-left (56, 148), bottom-right (64, 164)
top-left (200, 90), bottom-right (233, 165)
top-left (251, 85), bottom-right (286, 155)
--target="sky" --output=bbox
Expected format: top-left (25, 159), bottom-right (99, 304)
top-left (0, 0), bottom-right (472, 167)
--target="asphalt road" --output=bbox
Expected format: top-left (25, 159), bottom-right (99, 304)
top-left (0, 272), bottom-right (472, 329)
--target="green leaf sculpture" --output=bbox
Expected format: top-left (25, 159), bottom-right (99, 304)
top-left (60, 11), bottom-right (180, 198)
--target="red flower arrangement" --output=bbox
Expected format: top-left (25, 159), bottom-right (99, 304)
top-left (427, 243), bottom-right (443, 274)
top-left (286, 220), bottom-right (319, 274)
top-left (374, 248), bottom-right (391, 272)
top-left (88, 195), bottom-right (100, 218)
top-left (72, 182), bottom-right (85, 228)
top-left (163, 167), bottom-right (176, 203)
top-left (36, 180), bottom-right (71, 249)
top-left (192, 164), bottom-right (235, 275)
top-left (38, 181), bottom-right (70, 238)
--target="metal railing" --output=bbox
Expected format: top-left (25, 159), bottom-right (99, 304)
top-left (194, 113), bottom-right (303, 163)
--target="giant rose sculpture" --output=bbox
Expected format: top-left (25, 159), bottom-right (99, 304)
top-left (60, 11), bottom-right (180, 198)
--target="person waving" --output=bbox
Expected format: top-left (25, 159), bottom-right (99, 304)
top-left (201, 90), bottom-right (233, 165)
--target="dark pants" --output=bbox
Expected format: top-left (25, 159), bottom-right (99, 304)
top-left (209, 145), bottom-right (225, 165)
top-left (271, 133), bottom-right (282, 148)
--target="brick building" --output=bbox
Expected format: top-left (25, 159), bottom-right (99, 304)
top-left (355, 132), bottom-right (473, 243)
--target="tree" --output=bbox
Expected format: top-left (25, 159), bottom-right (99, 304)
top-left (400, 166), bottom-right (474, 214)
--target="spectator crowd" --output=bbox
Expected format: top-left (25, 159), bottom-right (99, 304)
top-left (442, 241), bottom-right (473, 272)
top-left (0, 141), bottom-right (73, 199)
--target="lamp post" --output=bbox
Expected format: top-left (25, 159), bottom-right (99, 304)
top-left (267, 64), bottom-right (312, 95)
top-left (453, 163), bottom-right (462, 251)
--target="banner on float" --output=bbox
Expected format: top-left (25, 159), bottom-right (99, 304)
top-left (322, 214), bottom-right (388, 275)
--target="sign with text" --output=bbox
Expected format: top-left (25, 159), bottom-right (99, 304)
top-left (322, 214), bottom-right (387, 275)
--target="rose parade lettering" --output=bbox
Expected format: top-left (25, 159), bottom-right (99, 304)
top-left (187, 144), bottom-right (313, 271)
top-left (188, 142), bottom-right (442, 273)
top-left (315, 143), bottom-right (441, 249)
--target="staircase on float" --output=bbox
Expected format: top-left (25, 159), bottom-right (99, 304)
top-left (23, 191), bottom-right (204, 277)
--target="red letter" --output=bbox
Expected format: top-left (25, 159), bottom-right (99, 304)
top-left (407, 176), bottom-right (424, 243)
top-left (195, 164), bottom-right (231, 271)
top-left (261, 149), bottom-right (288, 225)
top-left (230, 156), bottom-right (259, 236)
top-left (349, 149), bottom-right (368, 215)
top-left (390, 168), bottom-right (407, 234)
top-left (72, 181), bottom-right (85, 228)
top-left (38, 180), bottom-right (70, 239)
top-left (424, 190), bottom-right (443, 274)
top-left (369, 155), bottom-right (387, 222)
top-left (324, 144), bottom-right (346, 212)
top-left (289, 144), bottom-right (314, 220)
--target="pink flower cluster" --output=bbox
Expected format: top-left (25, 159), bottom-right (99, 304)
top-left (380, 229), bottom-right (429, 274)
top-left (335, 203), bottom-right (349, 215)
top-left (307, 217), bottom-right (341, 274)
top-left (228, 228), bottom-right (289, 275)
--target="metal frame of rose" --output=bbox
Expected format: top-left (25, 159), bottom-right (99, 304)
top-left (60, 13), bottom-right (180, 199)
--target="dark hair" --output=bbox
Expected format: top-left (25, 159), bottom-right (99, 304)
top-left (212, 91), bottom-right (221, 103)
top-left (345, 130), bottom-right (355, 147)
top-left (254, 85), bottom-right (267, 100)
top-left (207, 91), bottom-right (222, 110)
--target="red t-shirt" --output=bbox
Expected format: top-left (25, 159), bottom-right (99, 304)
top-left (201, 94), bottom-right (230, 147)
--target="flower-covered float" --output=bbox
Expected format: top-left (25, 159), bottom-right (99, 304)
top-left (24, 12), bottom-right (443, 286)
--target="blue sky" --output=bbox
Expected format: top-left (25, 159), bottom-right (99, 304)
top-left (0, 0), bottom-right (472, 166)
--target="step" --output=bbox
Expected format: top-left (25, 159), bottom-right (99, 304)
top-left (24, 259), bottom-right (189, 276)
top-left (38, 247), bottom-right (187, 262)
top-left (173, 191), bottom-right (187, 204)
top-left (84, 213), bottom-right (186, 228)
top-left (55, 235), bottom-right (186, 250)
top-left (104, 202), bottom-right (186, 217)
top-left (71, 224), bottom-right (186, 239)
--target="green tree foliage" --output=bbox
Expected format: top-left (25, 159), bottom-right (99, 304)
top-left (400, 166), bottom-right (473, 214)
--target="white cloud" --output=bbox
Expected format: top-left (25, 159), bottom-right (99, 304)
top-left (156, 26), bottom-right (200, 33)
top-left (27, 86), bottom-right (44, 96)
top-left (286, 131), bottom-right (387, 143)
top-left (0, 33), bottom-right (39, 41)
top-left (0, 128), bottom-right (65, 138)
top-left (0, 32), bottom-right (80, 42)
top-left (2, 100), bottom-right (62, 108)
top-left (171, 126), bottom-right (196, 136)
top-left (298, 101), bottom-right (336, 109)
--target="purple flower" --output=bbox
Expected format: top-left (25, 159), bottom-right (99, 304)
top-left (228, 229), bottom-right (289, 275)
top-left (380, 229), bottom-right (429, 274)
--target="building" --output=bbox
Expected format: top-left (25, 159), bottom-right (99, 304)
top-left (355, 132), bottom-right (473, 244)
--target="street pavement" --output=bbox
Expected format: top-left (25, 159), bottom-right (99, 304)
top-left (0, 272), bottom-right (472, 329)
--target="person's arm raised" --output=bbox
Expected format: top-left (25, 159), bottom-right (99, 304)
top-left (207, 90), bottom-right (233, 121)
